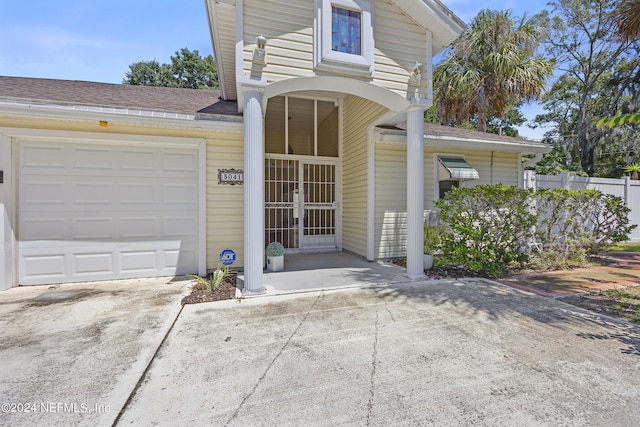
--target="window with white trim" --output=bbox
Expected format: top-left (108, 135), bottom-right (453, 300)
top-left (332, 7), bottom-right (361, 55)
top-left (315, 0), bottom-right (374, 77)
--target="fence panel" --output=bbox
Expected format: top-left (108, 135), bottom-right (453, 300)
top-left (525, 172), bottom-right (640, 242)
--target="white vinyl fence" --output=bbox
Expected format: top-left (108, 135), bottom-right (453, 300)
top-left (523, 171), bottom-right (640, 242)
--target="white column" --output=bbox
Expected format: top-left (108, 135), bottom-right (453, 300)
top-left (406, 104), bottom-right (426, 280)
top-left (243, 87), bottom-right (265, 294)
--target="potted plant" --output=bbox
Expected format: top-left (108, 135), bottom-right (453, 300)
top-left (265, 241), bottom-right (285, 272)
top-left (423, 225), bottom-right (442, 270)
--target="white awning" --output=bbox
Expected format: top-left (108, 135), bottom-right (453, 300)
top-left (438, 156), bottom-right (479, 180)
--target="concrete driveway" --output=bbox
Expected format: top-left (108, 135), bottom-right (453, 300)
top-left (121, 279), bottom-right (640, 426)
top-left (1, 278), bottom-right (639, 426)
top-left (0, 277), bottom-right (190, 427)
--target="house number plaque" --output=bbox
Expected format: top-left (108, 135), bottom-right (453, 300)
top-left (218, 168), bottom-right (244, 185)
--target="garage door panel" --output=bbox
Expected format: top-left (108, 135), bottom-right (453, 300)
top-left (18, 139), bottom-right (201, 286)
top-left (121, 250), bottom-right (157, 272)
top-left (21, 143), bottom-right (197, 177)
top-left (119, 183), bottom-right (157, 204)
top-left (73, 182), bottom-right (115, 205)
top-left (21, 253), bottom-right (67, 278)
top-left (72, 218), bottom-right (114, 240)
top-left (20, 144), bottom-right (66, 170)
top-left (20, 241), bottom-right (199, 285)
top-left (120, 217), bottom-right (158, 239)
top-left (72, 147), bottom-right (113, 170)
top-left (20, 214), bottom-right (199, 242)
top-left (163, 183), bottom-right (198, 204)
top-left (20, 217), bottom-right (66, 240)
top-left (74, 253), bottom-right (114, 275)
top-left (163, 244), bottom-right (198, 273)
top-left (120, 149), bottom-right (156, 171)
top-left (162, 151), bottom-right (199, 173)
top-left (21, 180), bottom-right (67, 206)
top-left (163, 216), bottom-right (198, 238)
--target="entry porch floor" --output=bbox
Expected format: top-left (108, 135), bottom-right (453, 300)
top-left (249, 252), bottom-right (411, 295)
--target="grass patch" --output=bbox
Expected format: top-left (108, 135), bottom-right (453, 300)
top-left (608, 242), bottom-right (640, 252)
top-left (561, 285), bottom-right (640, 325)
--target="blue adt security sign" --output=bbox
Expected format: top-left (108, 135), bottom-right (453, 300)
top-left (219, 248), bottom-right (236, 266)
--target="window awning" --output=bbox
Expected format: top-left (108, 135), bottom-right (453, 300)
top-left (438, 156), bottom-right (479, 180)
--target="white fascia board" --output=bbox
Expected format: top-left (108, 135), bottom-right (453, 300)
top-left (205, 0), bottom-right (228, 101)
top-left (0, 127), bottom-right (207, 148)
top-left (0, 102), bottom-right (244, 132)
top-left (391, 0), bottom-right (465, 51)
top-left (377, 129), bottom-right (552, 154)
top-left (235, 0), bottom-right (245, 109)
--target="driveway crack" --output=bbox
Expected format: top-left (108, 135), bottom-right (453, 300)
top-left (366, 309), bottom-right (379, 426)
top-left (225, 293), bottom-right (322, 426)
top-left (111, 303), bottom-right (185, 426)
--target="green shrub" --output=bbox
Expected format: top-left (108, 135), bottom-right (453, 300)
top-left (435, 185), bottom-right (536, 277)
top-left (433, 184), bottom-right (635, 277)
top-left (534, 188), bottom-right (634, 267)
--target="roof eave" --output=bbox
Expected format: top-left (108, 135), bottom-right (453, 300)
top-left (205, 0), bottom-right (228, 101)
top-left (0, 100), bottom-right (243, 132)
top-left (391, 0), bottom-right (466, 52)
top-left (376, 128), bottom-right (552, 155)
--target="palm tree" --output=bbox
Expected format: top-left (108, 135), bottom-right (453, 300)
top-left (611, 0), bottom-right (640, 42)
top-left (434, 10), bottom-right (553, 133)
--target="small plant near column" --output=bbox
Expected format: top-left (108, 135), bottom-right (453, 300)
top-left (188, 262), bottom-right (231, 292)
top-left (266, 241), bottom-right (285, 272)
top-left (423, 225), bottom-right (442, 270)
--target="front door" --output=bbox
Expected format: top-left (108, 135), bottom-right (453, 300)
top-left (265, 156), bottom-right (339, 252)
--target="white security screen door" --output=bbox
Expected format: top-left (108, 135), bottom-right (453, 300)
top-left (265, 156), bottom-right (338, 251)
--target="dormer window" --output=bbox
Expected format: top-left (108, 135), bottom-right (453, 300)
top-left (332, 7), bottom-right (361, 55)
top-left (315, 0), bottom-right (373, 77)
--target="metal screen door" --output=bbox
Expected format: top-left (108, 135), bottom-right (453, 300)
top-left (265, 157), bottom-right (338, 251)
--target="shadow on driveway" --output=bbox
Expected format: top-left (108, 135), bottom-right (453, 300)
top-left (118, 279), bottom-right (640, 426)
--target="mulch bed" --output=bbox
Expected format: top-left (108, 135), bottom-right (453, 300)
top-left (388, 257), bottom-right (486, 280)
top-left (181, 276), bottom-right (237, 305)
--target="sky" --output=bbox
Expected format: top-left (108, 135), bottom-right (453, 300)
top-left (0, 0), bottom-right (551, 139)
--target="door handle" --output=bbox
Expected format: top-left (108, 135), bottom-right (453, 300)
top-left (293, 191), bottom-right (299, 219)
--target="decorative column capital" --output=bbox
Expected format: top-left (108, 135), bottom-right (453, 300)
top-left (237, 77), bottom-right (267, 114)
top-left (408, 98), bottom-right (431, 112)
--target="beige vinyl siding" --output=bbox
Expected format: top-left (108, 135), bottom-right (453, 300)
top-left (342, 95), bottom-right (387, 256)
top-left (243, 0), bottom-right (314, 80)
top-left (242, 0), bottom-right (427, 97)
top-left (373, 0), bottom-right (428, 96)
top-left (0, 117), bottom-right (246, 271)
top-left (374, 141), bottom-right (521, 258)
top-left (206, 132), bottom-right (245, 269)
top-left (374, 142), bottom-right (408, 258)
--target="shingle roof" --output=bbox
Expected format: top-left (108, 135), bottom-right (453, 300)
top-left (386, 121), bottom-right (543, 145)
top-left (0, 76), bottom-right (546, 149)
top-left (0, 76), bottom-right (241, 117)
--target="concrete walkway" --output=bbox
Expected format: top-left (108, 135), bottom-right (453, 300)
top-left (500, 252), bottom-right (640, 298)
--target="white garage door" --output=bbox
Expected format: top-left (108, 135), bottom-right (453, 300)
top-left (18, 140), bottom-right (200, 286)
